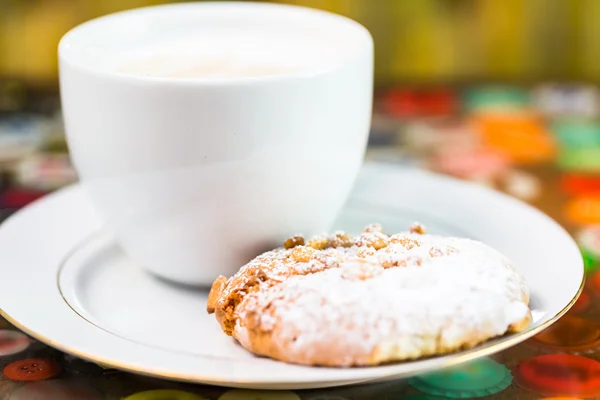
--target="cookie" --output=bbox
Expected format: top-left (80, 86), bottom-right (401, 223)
top-left (207, 224), bottom-right (531, 367)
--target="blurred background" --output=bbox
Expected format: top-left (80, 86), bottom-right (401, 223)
top-left (3, 0), bottom-right (600, 87)
top-left (0, 0), bottom-right (599, 241)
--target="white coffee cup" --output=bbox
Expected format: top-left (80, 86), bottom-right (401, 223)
top-left (59, 2), bottom-right (373, 285)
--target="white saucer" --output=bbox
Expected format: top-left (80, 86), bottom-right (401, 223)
top-left (0, 162), bottom-right (583, 390)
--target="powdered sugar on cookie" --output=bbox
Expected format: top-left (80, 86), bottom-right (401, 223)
top-left (207, 224), bottom-right (531, 367)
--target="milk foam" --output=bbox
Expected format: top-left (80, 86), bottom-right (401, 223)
top-left (116, 31), bottom-right (338, 78)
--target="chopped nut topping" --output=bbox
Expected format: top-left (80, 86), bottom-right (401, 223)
top-left (330, 231), bottom-right (353, 248)
top-left (409, 222), bottom-right (427, 235)
top-left (306, 234), bottom-right (330, 250)
top-left (284, 235), bottom-right (305, 249)
top-left (364, 223), bottom-right (383, 233)
top-left (291, 246), bottom-right (315, 262)
top-left (356, 231), bottom-right (389, 250)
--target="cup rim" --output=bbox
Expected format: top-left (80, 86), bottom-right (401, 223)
top-left (58, 1), bottom-right (373, 86)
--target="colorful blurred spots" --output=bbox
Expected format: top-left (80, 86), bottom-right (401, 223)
top-left (123, 390), bottom-right (206, 400)
top-left (408, 358), bottom-right (512, 398)
top-left (529, 315), bottom-right (600, 352)
top-left (513, 354), bottom-right (600, 397)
